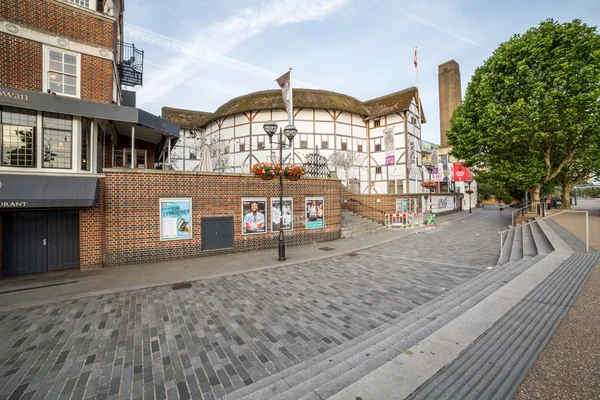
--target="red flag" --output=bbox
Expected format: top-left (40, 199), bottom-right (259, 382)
top-left (275, 71), bottom-right (291, 114)
top-left (414, 47), bottom-right (418, 68)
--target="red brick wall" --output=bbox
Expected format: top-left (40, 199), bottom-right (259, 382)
top-left (342, 189), bottom-right (462, 224)
top-left (0, 33), bottom-right (43, 92)
top-left (79, 178), bottom-right (105, 270)
top-left (81, 55), bottom-right (113, 103)
top-left (0, 0), bottom-right (115, 49)
top-left (100, 170), bottom-right (342, 266)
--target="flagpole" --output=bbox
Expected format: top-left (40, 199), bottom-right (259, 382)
top-left (414, 47), bottom-right (420, 194)
top-left (289, 67), bottom-right (294, 164)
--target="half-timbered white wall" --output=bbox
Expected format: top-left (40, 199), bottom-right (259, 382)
top-left (170, 102), bottom-right (424, 194)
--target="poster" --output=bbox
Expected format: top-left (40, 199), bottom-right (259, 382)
top-left (453, 163), bottom-right (472, 182)
top-left (384, 128), bottom-right (395, 166)
top-left (409, 138), bottom-right (416, 166)
top-left (160, 198), bottom-right (192, 241)
top-left (271, 197), bottom-right (293, 232)
top-left (305, 197), bottom-right (325, 229)
top-left (242, 197), bottom-right (267, 235)
top-left (441, 155), bottom-right (449, 182)
top-left (396, 198), bottom-right (408, 213)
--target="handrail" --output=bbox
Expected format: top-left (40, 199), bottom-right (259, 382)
top-left (344, 198), bottom-right (387, 215)
top-left (511, 201), bottom-right (546, 226)
top-left (499, 210), bottom-right (589, 265)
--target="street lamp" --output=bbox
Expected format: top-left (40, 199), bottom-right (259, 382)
top-left (263, 120), bottom-right (297, 261)
top-left (424, 163), bottom-right (434, 213)
top-left (465, 179), bottom-right (472, 213)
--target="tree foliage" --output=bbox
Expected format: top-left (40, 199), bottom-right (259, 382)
top-left (448, 19), bottom-right (600, 201)
top-left (328, 150), bottom-right (366, 187)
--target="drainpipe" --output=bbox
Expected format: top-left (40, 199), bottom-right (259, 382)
top-left (131, 125), bottom-right (136, 168)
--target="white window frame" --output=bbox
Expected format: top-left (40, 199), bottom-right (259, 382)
top-left (43, 45), bottom-right (81, 99)
top-left (63, 0), bottom-right (96, 11)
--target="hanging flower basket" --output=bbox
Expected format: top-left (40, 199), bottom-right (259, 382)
top-left (284, 164), bottom-right (306, 181)
top-left (465, 189), bottom-right (474, 194)
top-left (421, 181), bottom-right (439, 189)
top-left (251, 162), bottom-right (281, 179)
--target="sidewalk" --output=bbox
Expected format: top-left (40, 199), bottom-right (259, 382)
top-left (0, 209), bottom-right (478, 311)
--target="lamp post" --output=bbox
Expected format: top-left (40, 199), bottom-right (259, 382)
top-left (424, 163), bottom-right (434, 213)
top-left (466, 179), bottom-right (472, 213)
top-left (263, 120), bottom-right (297, 261)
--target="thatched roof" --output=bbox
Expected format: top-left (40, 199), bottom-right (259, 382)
top-left (161, 107), bottom-right (213, 130)
top-left (163, 86), bottom-right (424, 128)
top-left (364, 87), bottom-right (426, 122)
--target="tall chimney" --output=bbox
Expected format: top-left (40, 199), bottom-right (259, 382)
top-left (438, 60), bottom-right (461, 148)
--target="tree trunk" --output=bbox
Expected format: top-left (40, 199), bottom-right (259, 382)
top-left (528, 186), bottom-right (541, 213)
top-left (345, 169), bottom-right (349, 188)
top-left (561, 185), bottom-right (573, 210)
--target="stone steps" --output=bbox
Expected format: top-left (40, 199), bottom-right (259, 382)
top-left (222, 220), bottom-right (553, 400)
top-left (340, 211), bottom-right (385, 238)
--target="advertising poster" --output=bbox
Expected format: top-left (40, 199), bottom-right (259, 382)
top-left (396, 198), bottom-right (408, 213)
top-left (160, 198), bottom-right (192, 241)
top-left (242, 197), bottom-right (267, 235)
top-left (271, 197), bottom-right (293, 232)
top-left (305, 197), bottom-right (325, 229)
top-left (453, 163), bottom-right (472, 182)
top-left (441, 155), bottom-right (449, 182)
top-left (384, 128), bottom-right (395, 166)
top-left (409, 138), bottom-right (416, 166)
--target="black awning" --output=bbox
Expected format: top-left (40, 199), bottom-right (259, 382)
top-left (0, 86), bottom-right (179, 138)
top-left (0, 175), bottom-right (98, 208)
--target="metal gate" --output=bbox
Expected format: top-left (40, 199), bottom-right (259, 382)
top-left (201, 217), bottom-right (234, 250)
top-left (2, 210), bottom-right (80, 276)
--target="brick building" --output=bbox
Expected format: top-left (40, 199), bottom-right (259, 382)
top-left (0, 0), bottom-right (180, 276)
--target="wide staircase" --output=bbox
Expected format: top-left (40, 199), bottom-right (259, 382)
top-left (340, 210), bottom-right (386, 238)
top-left (221, 218), bottom-right (598, 400)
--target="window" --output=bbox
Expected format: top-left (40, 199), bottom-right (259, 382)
top-left (1, 107), bottom-right (37, 167)
top-left (411, 116), bottom-right (417, 125)
top-left (45, 47), bottom-right (80, 97)
top-left (321, 141), bottom-right (329, 149)
top-left (375, 143), bottom-right (382, 152)
top-left (224, 146), bottom-right (230, 154)
top-left (257, 141), bottom-right (265, 150)
top-left (239, 143), bottom-right (246, 152)
top-left (124, 149), bottom-right (147, 168)
top-left (374, 119), bottom-right (381, 128)
top-left (189, 152), bottom-right (197, 160)
top-left (341, 142), bottom-right (347, 151)
top-left (357, 144), bottom-right (363, 152)
top-left (81, 118), bottom-right (91, 171)
top-left (97, 125), bottom-right (104, 173)
top-left (300, 140), bottom-right (308, 149)
top-left (375, 166), bottom-right (382, 174)
top-left (43, 112), bottom-right (72, 169)
top-left (113, 149), bottom-right (124, 167)
top-left (64, 0), bottom-right (91, 8)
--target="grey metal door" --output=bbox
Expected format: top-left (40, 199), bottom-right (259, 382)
top-left (47, 210), bottom-right (80, 271)
top-left (202, 217), bottom-right (234, 250)
top-left (2, 210), bottom-right (80, 276)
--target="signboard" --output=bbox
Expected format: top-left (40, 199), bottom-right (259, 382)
top-left (432, 150), bottom-right (439, 167)
top-left (305, 197), bottom-right (324, 229)
top-left (271, 197), bottom-right (293, 232)
top-left (409, 138), bottom-right (416, 166)
top-left (441, 155), bottom-right (449, 182)
top-left (423, 195), bottom-right (456, 213)
top-left (396, 198), bottom-right (408, 213)
top-left (160, 198), bottom-right (192, 241)
top-left (453, 163), bottom-right (472, 182)
top-left (384, 128), bottom-right (395, 166)
top-left (242, 197), bottom-right (267, 235)
top-left (432, 167), bottom-right (439, 181)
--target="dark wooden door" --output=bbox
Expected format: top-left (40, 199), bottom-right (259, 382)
top-left (47, 210), bottom-right (80, 271)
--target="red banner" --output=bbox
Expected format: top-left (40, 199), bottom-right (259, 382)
top-left (453, 163), bottom-right (472, 182)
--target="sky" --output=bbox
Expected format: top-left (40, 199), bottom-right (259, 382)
top-left (124, 0), bottom-right (600, 145)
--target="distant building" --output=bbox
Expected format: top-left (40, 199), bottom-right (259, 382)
top-left (164, 87), bottom-right (427, 194)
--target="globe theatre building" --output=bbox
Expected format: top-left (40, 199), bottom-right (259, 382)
top-left (162, 86), bottom-right (426, 194)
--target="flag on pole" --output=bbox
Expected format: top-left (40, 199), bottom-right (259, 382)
top-left (276, 71), bottom-right (292, 114)
top-left (414, 47), bottom-right (418, 68)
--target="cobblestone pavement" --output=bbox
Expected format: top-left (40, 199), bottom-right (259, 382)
top-left (0, 209), bottom-right (507, 400)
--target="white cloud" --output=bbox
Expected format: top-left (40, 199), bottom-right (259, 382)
top-left (135, 0), bottom-right (349, 106)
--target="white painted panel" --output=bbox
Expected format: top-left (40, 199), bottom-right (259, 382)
top-left (351, 114), bottom-right (366, 127)
top-left (236, 123), bottom-right (250, 136)
top-left (251, 122), bottom-right (266, 135)
top-left (353, 126), bottom-right (367, 138)
top-left (221, 116), bottom-right (234, 128)
top-left (315, 110), bottom-right (332, 121)
top-left (337, 112), bottom-right (352, 124)
top-left (387, 114), bottom-right (403, 124)
top-left (272, 110), bottom-right (288, 121)
top-left (253, 111), bottom-right (271, 122)
top-left (295, 120), bottom-right (314, 134)
top-left (296, 109), bottom-right (313, 120)
top-left (372, 153), bottom-right (386, 165)
top-left (220, 127), bottom-right (235, 140)
top-left (337, 123), bottom-right (351, 135)
top-left (396, 134), bottom-right (406, 149)
top-left (315, 121), bottom-right (334, 133)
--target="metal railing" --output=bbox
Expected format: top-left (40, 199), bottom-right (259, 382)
top-left (499, 210), bottom-right (589, 265)
top-left (511, 201), bottom-right (547, 227)
top-left (117, 41), bottom-right (144, 87)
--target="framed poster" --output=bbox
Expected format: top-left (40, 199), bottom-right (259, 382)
top-left (305, 197), bottom-right (325, 229)
top-left (271, 197), bottom-right (293, 232)
top-left (242, 197), bottom-right (267, 235)
top-left (160, 198), bottom-right (192, 241)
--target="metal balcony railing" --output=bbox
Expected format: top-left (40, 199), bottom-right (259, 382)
top-left (117, 41), bottom-right (144, 87)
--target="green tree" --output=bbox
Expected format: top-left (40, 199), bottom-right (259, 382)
top-left (448, 19), bottom-right (600, 203)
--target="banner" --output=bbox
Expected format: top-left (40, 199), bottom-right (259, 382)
top-left (305, 197), bottom-right (324, 229)
top-left (409, 138), bottom-right (416, 166)
top-left (384, 128), bottom-right (395, 166)
top-left (160, 198), bottom-right (192, 241)
top-left (271, 197), bottom-right (293, 232)
top-left (453, 163), bottom-right (472, 182)
top-left (441, 155), bottom-right (449, 182)
top-left (276, 71), bottom-right (291, 114)
top-left (432, 167), bottom-right (439, 181)
top-left (423, 195), bottom-right (456, 213)
top-left (432, 150), bottom-right (439, 167)
top-left (242, 198), bottom-right (267, 235)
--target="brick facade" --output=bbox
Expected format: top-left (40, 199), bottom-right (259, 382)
top-left (81, 55), bottom-right (113, 103)
top-left (79, 178), bottom-right (105, 270)
top-left (0, 0), bottom-right (115, 49)
top-left (342, 190), bottom-right (462, 224)
top-left (0, 33), bottom-right (43, 92)
top-left (87, 170), bottom-right (343, 267)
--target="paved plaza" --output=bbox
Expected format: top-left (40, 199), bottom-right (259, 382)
top-left (0, 210), bottom-right (507, 400)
